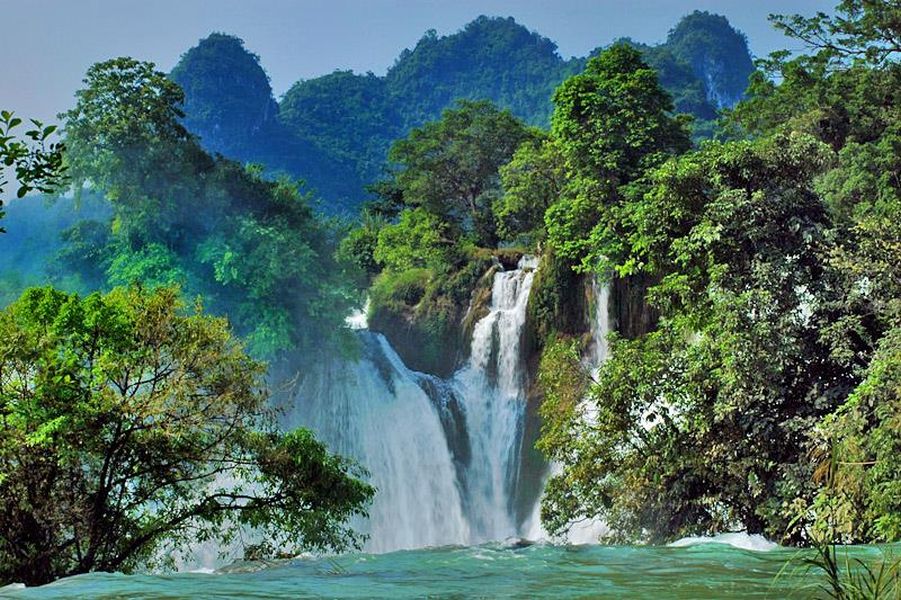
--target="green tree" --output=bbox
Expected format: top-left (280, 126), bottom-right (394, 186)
top-left (373, 207), bottom-right (456, 272)
top-left (0, 286), bottom-right (373, 586)
top-left (387, 99), bottom-right (535, 246)
top-left (540, 133), bottom-right (851, 543)
top-left (61, 57), bottom-right (354, 358)
top-left (770, 0), bottom-right (901, 66)
top-left (725, 1), bottom-right (901, 544)
top-left (545, 43), bottom-right (692, 270)
top-left (495, 135), bottom-right (566, 245)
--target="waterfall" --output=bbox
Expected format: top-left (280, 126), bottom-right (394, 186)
top-left (450, 255), bottom-right (538, 541)
top-left (287, 332), bottom-right (470, 551)
top-left (523, 275), bottom-right (611, 544)
top-left (286, 256), bottom-right (540, 551)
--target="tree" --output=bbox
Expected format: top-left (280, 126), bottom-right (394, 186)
top-left (0, 286), bottom-right (373, 586)
top-left (551, 43), bottom-right (691, 187)
top-left (60, 57), bottom-right (355, 359)
top-left (770, 0), bottom-right (901, 66)
top-left (545, 43), bottom-right (691, 270)
top-left (722, 1), bottom-right (901, 544)
top-left (0, 110), bottom-right (66, 233)
top-left (387, 99), bottom-right (535, 246)
top-left (495, 135), bottom-right (566, 245)
top-left (373, 207), bottom-right (456, 272)
top-left (539, 133), bottom-right (853, 544)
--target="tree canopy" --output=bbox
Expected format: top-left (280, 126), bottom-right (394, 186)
top-left (0, 286), bottom-right (373, 586)
top-left (61, 57), bottom-right (355, 359)
top-left (386, 99), bottom-right (535, 247)
top-left (537, 0), bottom-right (901, 546)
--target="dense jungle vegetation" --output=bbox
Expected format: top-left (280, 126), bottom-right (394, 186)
top-left (340, 0), bottom-right (901, 547)
top-left (0, 0), bottom-right (898, 586)
top-left (169, 11), bottom-right (753, 212)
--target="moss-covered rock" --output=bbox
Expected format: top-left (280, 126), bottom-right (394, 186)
top-left (368, 252), bottom-right (507, 377)
top-left (525, 249), bottom-right (589, 355)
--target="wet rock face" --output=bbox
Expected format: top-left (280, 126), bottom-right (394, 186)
top-left (368, 303), bottom-right (463, 378)
top-left (611, 273), bottom-right (659, 339)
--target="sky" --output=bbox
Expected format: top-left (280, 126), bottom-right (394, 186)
top-left (2, 0), bottom-right (835, 123)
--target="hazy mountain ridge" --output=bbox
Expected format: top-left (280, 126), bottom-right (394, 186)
top-left (170, 11), bottom-right (754, 213)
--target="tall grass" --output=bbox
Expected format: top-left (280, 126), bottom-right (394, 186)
top-left (803, 542), bottom-right (900, 599)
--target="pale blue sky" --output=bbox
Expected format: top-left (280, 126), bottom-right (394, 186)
top-left (2, 0), bottom-right (834, 122)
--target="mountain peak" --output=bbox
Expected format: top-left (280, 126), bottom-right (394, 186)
top-left (666, 11), bottom-right (754, 109)
top-left (170, 32), bottom-right (279, 157)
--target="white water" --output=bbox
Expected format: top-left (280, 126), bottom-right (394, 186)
top-left (524, 276), bottom-right (611, 544)
top-left (669, 532), bottom-right (780, 552)
top-left (287, 256), bottom-right (540, 551)
top-left (450, 255), bottom-right (538, 541)
top-left (287, 333), bottom-right (469, 551)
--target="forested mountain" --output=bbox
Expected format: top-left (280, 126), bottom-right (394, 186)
top-left (171, 11), bottom-right (754, 213)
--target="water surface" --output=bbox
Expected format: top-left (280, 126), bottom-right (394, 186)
top-left (2, 540), bottom-right (873, 599)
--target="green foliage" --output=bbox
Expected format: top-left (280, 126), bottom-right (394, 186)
top-left (387, 99), bottom-right (535, 247)
top-left (802, 542), bottom-right (900, 599)
top-left (0, 110), bottom-right (66, 232)
top-left (535, 336), bottom-right (589, 463)
top-left (771, 0), bottom-right (901, 66)
top-left (0, 286), bottom-right (373, 586)
top-left (809, 328), bottom-right (901, 544)
top-left (335, 208), bottom-right (387, 280)
top-left (173, 15), bottom-right (753, 214)
top-left (665, 11), bottom-right (755, 110)
top-left (385, 16), bottom-right (571, 129)
top-left (170, 34), bottom-right (356, 212)
top-left (169, 33), bottom-right (280, 158)
top-left (545, 43), bottom-right (692, 270)
top-left (356, 100), bottom-right (535, 373)
top-left (539, 132), bottom-right (855, 544)
top-left (495, 136), bottom-right (565, 245)
top-left (537, 0), bottom-right (901, 547)
top-left (370, 267), bottom-right (433, 310)
top-left (526, 249), bottom-right (587, 345)
top-left (366, 249), bottom-right (499, 376)
top-left (280, 70), bottom-right (400, 192)
top-left (551, 43), bottom-right (692, 185)
top-left (61, 58), bottom-right (355, 359)
top-left (373, 208), bottom-right (457, 272)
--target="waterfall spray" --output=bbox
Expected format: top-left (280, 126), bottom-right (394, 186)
top-left (287, 256), bottom-right (541, 551)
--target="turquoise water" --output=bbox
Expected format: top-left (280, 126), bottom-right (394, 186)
top-left (1, 541), bottom-right (878, 599)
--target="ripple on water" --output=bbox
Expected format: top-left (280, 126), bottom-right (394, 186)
top-left (1, 542), bottom-right (893, 600)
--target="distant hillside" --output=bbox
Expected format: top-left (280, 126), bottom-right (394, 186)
top-left (170, 11), bottom-right (754, 214)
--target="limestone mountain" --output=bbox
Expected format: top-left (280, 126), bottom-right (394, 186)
top-left (169, 14), bottom-right (754, 213)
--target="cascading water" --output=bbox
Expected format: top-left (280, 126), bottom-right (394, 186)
top-left (564, 277), bottom-right (610, 543)
top-left (523, 275), bottom-right (611, 544)
top-left (286, 332), bottom-right (470, 552)
top-left (449, 255), bottom-right (538, 541)
top-left (286, 256), bottom-right (540, 551)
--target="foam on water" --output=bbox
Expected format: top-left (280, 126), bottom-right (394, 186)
top-left (668, 532), bottom-right (780, 552)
